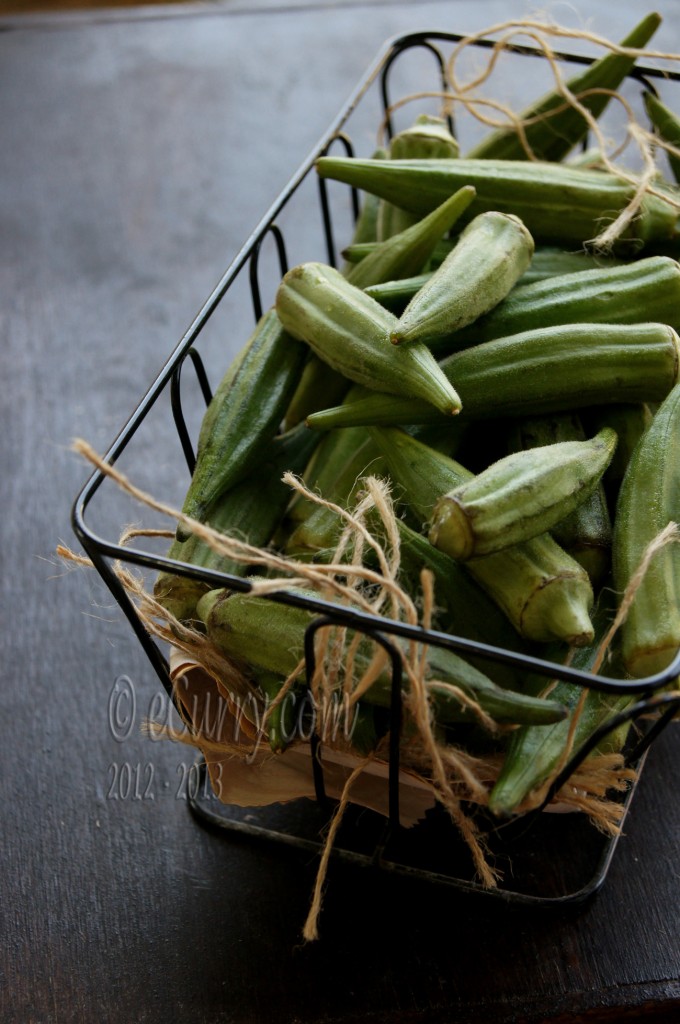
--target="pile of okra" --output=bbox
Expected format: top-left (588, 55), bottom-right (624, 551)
top-left (155, 13), bottom-right (680, 817)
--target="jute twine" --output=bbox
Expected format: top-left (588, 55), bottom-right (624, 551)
top-left (379, 17), bottom-right (680, 252)
top-left (60, 439), bottom-right (676, 939)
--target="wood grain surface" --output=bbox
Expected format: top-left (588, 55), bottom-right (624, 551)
top-left (1, 3), bottom-right (679, 1022)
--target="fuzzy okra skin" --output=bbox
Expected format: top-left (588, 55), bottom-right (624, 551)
top-left (467, 13), bottom-right (662, 162)
top-left (390, 211), bottom-right (534, 347)
top-left (315, 156), bottom-right (680, 250)
top-left (613, 382), bottom-right (680, 678)
top-left (196, 589), bottom-right (568, 727)
top-left (429, 428), bottom-right (617, 560)
top-left (275, 261), bottom-right (462, 415)
top-left (306, 321), bottom-right (680, 430)
top-left (367, 426), bottom-right (595, 646)
top-left (178, 309), bottom-right (307, 541)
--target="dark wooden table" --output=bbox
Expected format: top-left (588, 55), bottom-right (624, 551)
top-left (2, 2), bottom-right (680, 1021)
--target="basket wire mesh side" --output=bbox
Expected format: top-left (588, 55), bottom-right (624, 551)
top-left (72, 31), bottom-right (680, 904)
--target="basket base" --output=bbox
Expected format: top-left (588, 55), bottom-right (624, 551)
top-left (186, 757), bottom-right (640, 906)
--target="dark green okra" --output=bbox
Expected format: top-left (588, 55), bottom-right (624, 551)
top-left (488, 594), bottom-right (635, 818)
top-left (467, 13), bottom-right (661, 162)
top-left (315, 155), bottom-right (680, 251)
top-left (155, 424), bottom-right (319, 624)
top-left (306, 322), bottom-right (680, 430)
top-left (197, 589), bottom-right (569, 727)
top-left (444, 256), bottom-right (680, 355)
top-left (178, 308), bottom-right (307, 541)
top-left (612, 382), bottom-right (680, 678)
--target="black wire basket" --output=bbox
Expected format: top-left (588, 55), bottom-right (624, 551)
top-left (72, 30), bottom-right (680, 906)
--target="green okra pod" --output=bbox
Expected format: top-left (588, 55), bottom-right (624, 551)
top-left (467, 13), bottom-right (662, 162)
top-left (155, 423), bottom-right (319, 624)
top-left (488, 595), bottom-right (635, 818)
top-left (612, 381), bottom-right (680, 678)
top-left (315, 155), bottom-right (680, 251)
top-left (306, 322), bottom-right (680, 430)
top-left (197, 589), bottom-right (569, 727)
top-left (378, 114), bottom-right (460, 240)
top-left (178, 309), bottom-right (307, 541)
top-left (509, 414), bottom-right (613, 588)
top-left (367, 426), bottom-right (595, 646)
top-left (643, 89), bottom-right (680, 185)
top-left (428, 427), bottom-right (617, 559)
top-left (445, 256), bottom-right (680, 354)
top-left (275, 261), bottom-right (462, 415)
top-left (390, 210), bottom-right (534, 347)
top-left (345, 185), bottom-right (475, 291)
top-left (363, 247), bottom-right (626, 316)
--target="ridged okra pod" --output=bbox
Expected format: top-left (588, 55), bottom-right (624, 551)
top-left (643, 90), bottom-right (680, 185)
top-left (285, 146), bottom-right (387, 430)
top-left (390, 211), bottom-right (534, 348)
top-left (275, 262), bottom-right (462, 415)
top-left (445, 256), bottom-right (680, 354)
top-left (429, 427), bottom-right (617, 559)
top-left (178, 309), bottom-right (307, 540)
top-left (612, 382), bottom-right (680, 678)
top-left (306, 322), bottom-right (680, 430)
top-left (154, 424), bottom-right (319, 623)
top-left (367, 427), bottom-right (594, 646)
top-left (378, 114), bottom-right (460, 240)
top-left (196, 590), bottom-right (568, 727)
top-left (467, 13), bottom-right (661, 162)
top-left (345, 185), bottom-right (475, 291)
top-left (508, 414), bottom-right (613, 587)
top-left (488, 595), bottom-right (635, 818)
top-left (315, 156), bottom-right (680, 251)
